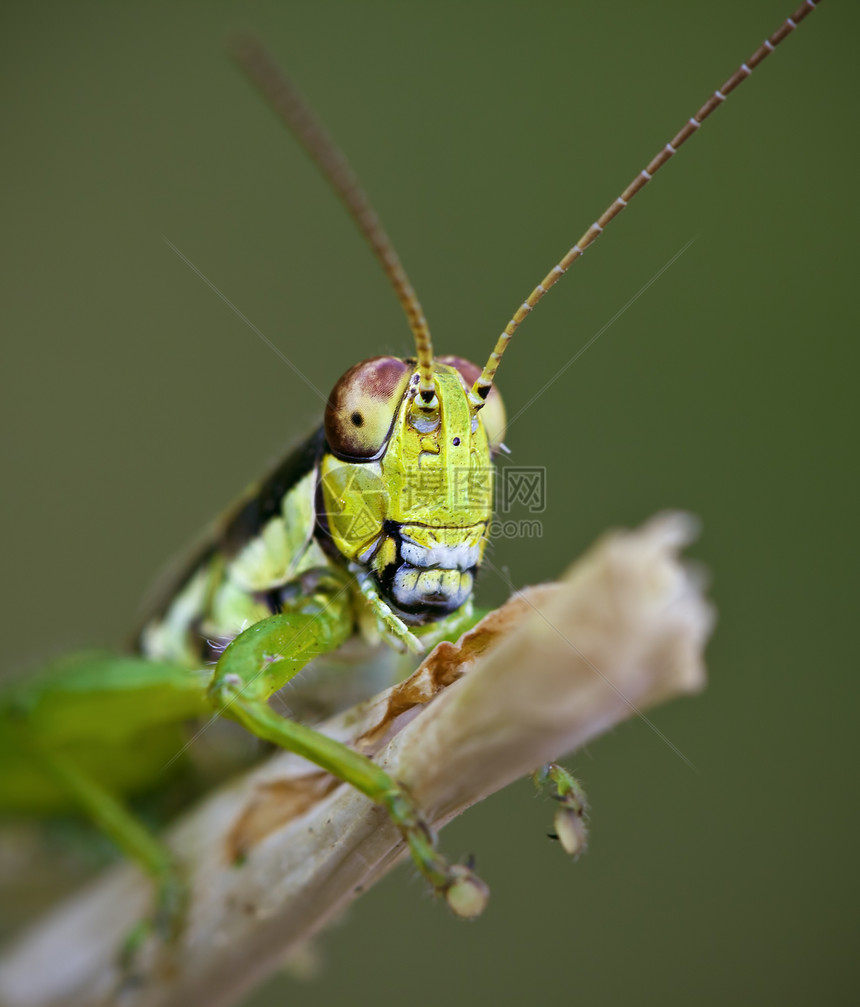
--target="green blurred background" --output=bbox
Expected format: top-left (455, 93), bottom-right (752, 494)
top-left (2, 1), bottom-right (857, 1004)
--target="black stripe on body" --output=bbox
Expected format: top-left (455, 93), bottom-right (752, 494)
top-left (220, 426), bottom-right (326, 557)
top-left (132, 427), bottom-right (326, 649)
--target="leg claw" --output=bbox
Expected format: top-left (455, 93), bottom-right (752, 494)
top-left (535, 763), bottom-right (589, 859)
top-left (444, 865), bottom-right (490, 918)
top-left (386, 790), bottom-right (490, 918)
top-left (552, 806), bottom-right (588, 857)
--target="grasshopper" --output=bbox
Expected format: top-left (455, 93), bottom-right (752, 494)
top-left (0, 0), bottom-right (820, 949)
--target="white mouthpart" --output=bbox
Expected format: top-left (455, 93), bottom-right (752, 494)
top-left (392, 567), bottom-right (473, 611)
top-left (400, 539), bottom-right (479, 571)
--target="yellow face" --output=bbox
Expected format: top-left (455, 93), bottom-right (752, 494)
top-left (319, 356), bottom-right (505, 622)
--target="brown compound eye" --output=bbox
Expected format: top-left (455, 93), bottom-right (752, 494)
top-left (324, 356), bottom-right (412, 460)
top-left (437, 356), bottom-right (507, 452)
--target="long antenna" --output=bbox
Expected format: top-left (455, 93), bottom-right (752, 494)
top-left (470, 0), bottom-right (821, 407)
top-left (232, 36), bottom-right (437, 399)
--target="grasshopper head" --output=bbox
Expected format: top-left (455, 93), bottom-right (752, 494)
top-left (320, 356), bottom-right (505, 623)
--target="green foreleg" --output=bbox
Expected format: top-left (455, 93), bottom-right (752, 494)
top-left (533, 763), bottom-right (589, 858)
top-left (208, 594), bottom-right (489, 916)
top-left (34, 750), bottom-right (185, 939)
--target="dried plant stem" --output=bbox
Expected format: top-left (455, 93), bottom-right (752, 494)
top-left (0, 512), bottom-right (712, 1007)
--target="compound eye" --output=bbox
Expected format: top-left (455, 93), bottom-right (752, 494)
top-left (324, 356), bottom-right (411, 460)
top-left (437, 356), bottom-right (507, 452)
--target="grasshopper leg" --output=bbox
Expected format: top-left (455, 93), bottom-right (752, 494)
top-left (533, 763), bottom-right (589, 858)
top-left (208, 607), bottom-right (489, 916)
top-left (352, 568), bottom-right (424, 655)
top-left (33, 749), bottom-right (187, 945)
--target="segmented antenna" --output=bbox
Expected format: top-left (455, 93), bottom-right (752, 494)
top-left (232, 37), bottom-right (437, 399)
top-left (470, 0), bottom-right (821, 407)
